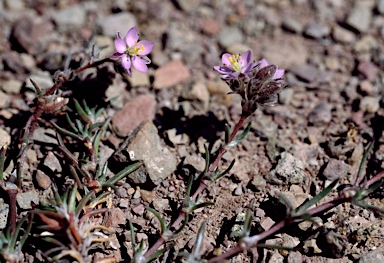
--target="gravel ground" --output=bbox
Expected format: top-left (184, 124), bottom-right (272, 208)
top-left (0, 0), bottom-right (384, 262)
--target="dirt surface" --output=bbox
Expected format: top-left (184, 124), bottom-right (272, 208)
top-left (0, 0), bottom-right (384, 262)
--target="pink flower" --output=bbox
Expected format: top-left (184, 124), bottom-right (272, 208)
top-left (110, 27), bottom-right (154, 76)
top-left (214, 50), bottom-right (256, 79)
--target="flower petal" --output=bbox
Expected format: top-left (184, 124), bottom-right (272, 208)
top-left (121, 54), bottom-right (132, 71)
top-left (114, 32), bottom-right (126, 53)
top-left (137, 40), bottom-right (154, 55)
top-left (214, 66), bottom-right (233, 74)
top-left (132, 56), bottom-right (149, 72)
top-left (239, 50), bottom-right (252, 67)
top-left (126, 27), bottom-right (139, 47)
top-left (258, 58), bottom-right (269, 69)
top-left (273, 69), bottom-right (285, 79)
top-left (110, 52), bottom-right (123, 59)
top-left (221, 53), bottom-right (232, 66)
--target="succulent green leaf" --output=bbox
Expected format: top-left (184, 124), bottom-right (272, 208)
top-left (104, 161), bottom-right (142, 185)
top-left (203, 145), bottom-right (210, 174)
top-left (146, 207), bottom-right (168, 235)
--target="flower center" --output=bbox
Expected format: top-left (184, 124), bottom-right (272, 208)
top-left (228, 54), bottom-right (242, 72)
top-left (127, 43), bottom-right (145, 56)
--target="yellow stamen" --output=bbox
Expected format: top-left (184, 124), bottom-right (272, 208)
top-left (228, 54), bottom-right (241, 72)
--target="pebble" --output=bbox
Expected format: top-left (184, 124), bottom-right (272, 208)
top-left (308, 102), bottom-right (332, 125)
top-left (132, 204), bottom-right (145, 215)
top-left (359, 80), bottom-right (375, 95)
top-left (0, 200), bottom-right (8, 229)
top-left (346, 2), bottom-right (372, 33)
top-left (103, 208), bottom-right (126, 228)
top-left (358, 249), bottom-right (384, 263)
top-left (353, 36), bottom-right (378, 53)
top-left (357, 60), bottom-right (379, 81)
top-left (1, 79), bottom-right (22, 94)
top-left (182, 82), bottom-right (210, 110)
top-left (0, 90), bottom-right (12, 109)
top-left (128, 69), bottom-right (150, 88)
top-left (112, 95), bottom-right (156, 136)
top-left (98, 12), bottom-right (137, 37)
top-left (16, 190), bottom-right (39, 209)
top-left (265, 152), bottom-right (305, 185)
top-left (218, 26), bottom-right (244, 48)
top-left (152, 198), bottom-right (169, 212)
top-left (332, 25), bottom-right (356, 44)
top-left (52, 4), bottom-right (86, 30)
top-left (183, 154), bottom-right (206, 172)
top-left (25, 71), bottom-right (54, 91)
top-left (32, 128), bottom-right (57, 144)
top-left (290, 64), bottom-right (319, 83)
top-left (378, 0), bottom-right (384, 14)
top-left (322, 159), bottom-right (350, 181)
top-left (0, 127), bottom-right (11, 147)
top-left (119, 199), bottom-right (129, 208)
top-left (249, 175), bottom-right (267, 191)
top-left (35, 170), bottom-right (52, 190)
top-left (125, 121), bottom-right (177, 185)
top-left (360, 96), bottom-right (380, 113)
top-left (153, 60), bottom-right (191, 89)
top-left (43, 151), bottom-right (62, 173)
top-left (199, 18), bottom-right (222, 36)
top-left (304, 21), bottom-right (331, 39)
top-left (166, 128), bottom-right (189, 146)
top-left (282, 17), bottom-right (304, 34)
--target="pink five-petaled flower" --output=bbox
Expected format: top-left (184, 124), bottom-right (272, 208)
top-left (214, 50), bottom-right (256, 79)
top-left (110, 26), bottom-right (154, 76)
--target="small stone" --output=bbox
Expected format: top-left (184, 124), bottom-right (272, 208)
top-left (103, 208), bottom-right (126, 228)
top-left (0, 200), bottom-right (9, 229)
top-left (133, 189), bottom-right (141, 199)
top-left (140, 189), bottom-right (156, 203)
top-left (358, 249), bottom-right (384, 263)
top-left (1, 79), bottom-right (23, 94)
top-left (43, 151), bottom-right (62, 173)
top-left (199, 18), bottom-right (221, 36)
top-left (112, 95), bottom-right (156, 136)
top-left (278, 88), bottom-right (294, 105)
top-left (98, 12), bottom-right (137, 37)
top-left (16, 190), bottom-right (39, 209)
top-left (125, 121), bottom-right (177, 185)
top-left (282, 18), bottom-right (303, 34)
top-left (378, 0), bottom-right (384, 14)
top-left (360, 96), bottom-right (380, 113)
top-left (249, 175), bottom-right (267, 191)
top-left (116, 188), bottom-right (128, 198)
top-left (182, 82), bottom-right (210, 110)
top-left (308, 102), bottom-right (332, 125)
top-left (36, 170), bottom-right (52, 190)
top-left (0, 90), bottom-right (11, 109)
top-left (166, 128), bottom-right (189, 146)
top-left (287, 251), bottom-right (303, 263)
top-left (265, 152), bottom-right (305, 185)
top-left (357, 61), bottom-right (379, 81)
top-left (32, 128), bottom-right (57, 144)
top-left (233, 186), bottom-right (243, 196)
top-left (260, 217), bottom-right (275, 231)
top-left (153, 60), bottom-right (191, 89)
top-left (127, 187), bottom-right (135, 196)
top-left (0, 128), bottom-right (11, 147)
top-left (128, 69), bottom-right (150, 87)
top-left (303, 239), bottom-right (322, 254)
top-left (4, 0), bottom-right (24, 10)
top-left (346, 2), bottom-right (372, 33)
top-left (354, 36), bottom-right (378, 53)
top-left (291, 64), bottom-right (319, 83)
top-left (332, 25), bottom-right (356, 44)
top-left (132, 204), bottom-right (145, 215)
top-left (359, 80), bottom-right (374, 95)
top-left (218, 26), bottom-right (244, 48)
top-left (53, 4), bottom-right (86, 30)
top-left (25, 71), bottom-right (54, 91)
top-left (323, 159), bottom-right (350, 181)
top-left (183, 154), bottom-right (206, 172)
top-left (304, 21), bottom-right (331, 39)
top-left (119, 199), bottom-right (129, 208)
top-left (152, 198), bottom-right (169, 212)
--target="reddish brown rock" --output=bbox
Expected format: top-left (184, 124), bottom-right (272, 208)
top-left (153, 60), bottom-right (190, 89)
top-left (112, 95), bottom-right (156, 136)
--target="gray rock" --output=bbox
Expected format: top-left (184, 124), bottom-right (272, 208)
top-left (282, 18), bottom-right (303, 34)
top-left (125, 121), bottom-right (177, 185)
top-left (4, 0), bottom-right (24, 11)
top-left (98, 12), bottom-right (137, 37)
top-left (0, 90), bottom-right (11, 109)
top-left (218, 26), bottom-right (244, 48)
top-left (0, 200), bottom-right (9, 229)
top-left (322, 159), bottom-right (350, 181)
top-left (183, 154), bottom-right (206, 173)
top-left (359, 249), bottom-right (384, 263)
top-left (0, 127), bottom-right (11, 147)
top-left (16, 190), bottom-right (39, 209)
top-left (378, 0), bottom-right (384, 14)
top-left (346, 2), bottom-right (372, 33)
top-left (32, 128), bottom-right (57, 144)
top-left (249, 175), bottom-right (267, 191)
top-left (360, 96), bottom-right (380, 113)
top-left (1, 79), bottom-right (22, 94)
top-left (25, 71), bottom-right (54, 91)
top-left (52, 4), bottom-right (86, 30)
top-left (266, 152), bottom-right (305, 185)
top-left (304, 21), bottom-right (331, 39)
top-left (166, 128), bottom-right (189, 146)
top-left (182, 82), bottom-right (210, 110)
top-left (44, 151), bottom-right (62, 173)
top-left (279, 87), bottom-right (294, 105)
top-left (291, 64), bottom-right (319, 83)
top-left (308, 102), bottom-right (332, 125)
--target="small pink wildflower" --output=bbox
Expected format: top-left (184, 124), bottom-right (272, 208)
top-left (110, 26), bottom-right (154, 76)
top-left (214, 50), bottom-right (256, 79)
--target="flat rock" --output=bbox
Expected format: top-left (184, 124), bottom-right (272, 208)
top-left (322, 159), bottom-right (350, 181)
top-left (16, 190), bottom-right (39, 209)
top-left (218, 26), bottom-right (244, 48)
top-left (360, 96), bottom-right (380, 113)
top-left (1, 79), bottom-right (23, 94)
top-left (98, 12), bottom-right (137, 37)
top-left (265, 152), bottom-right (305, 185)
top-left (291, 64), bottom-right (319, 83)
top-left (357, 61), bottom-right (379, 81)
top-left (359, 249), bottom-right (384, 263)
top-left (52, 4), bottom-right (86, 30)
top-left (112, 95), bottom-right (156, 136)
top-left (0, 127), bottom-right (11, 147)
top-left (153, 60), bottom-right (191, 89)
top-left (346, 2), bottom-right (372, 33)
top-left (125, 121), bottom-right (177, 185)
top-left (308, 102), bottom-right (332, 125)
top-left (332, 25), bottom-right (356, 44)
top-left (304, 21), bottom-right (331, 39)
top-left (0, 91), bottom-right (11, 109)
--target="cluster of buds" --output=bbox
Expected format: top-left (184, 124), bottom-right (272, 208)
top-left (214, 50), bottom-right (286, 116)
